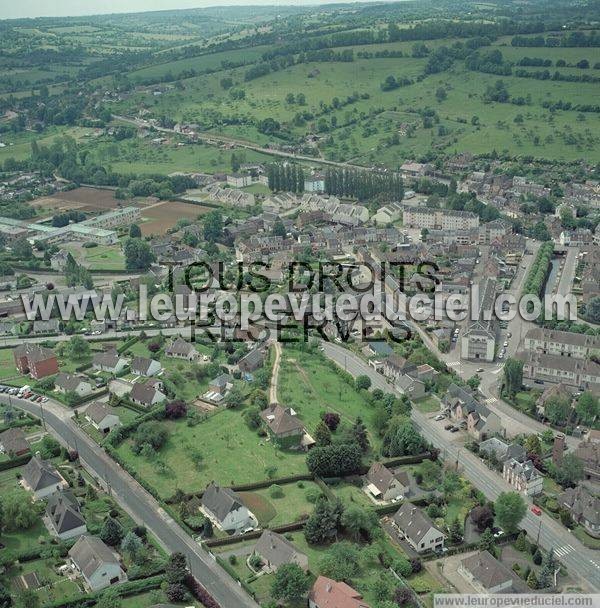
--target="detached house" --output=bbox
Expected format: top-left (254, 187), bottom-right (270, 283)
top-left (69, 535), bottom-right (126, 592)
top-left (381, 354), bottom-right (418, 383)
top-left (13, 344), bottom-right (59, 380)
top-left (55, 373), bottom-right (93, 397)
top-left (165, 337), bottom-right (199, 361)
top-left (558, 484), bottom-right (600, 538)
top-left (238, 348), bottom-right (266, 374)
top-left (0, 427), bottom-right (30, 457)
top-left (503, 458), bottom-right (543, 496)
top-left (459, 550), bottom-right (527, 593)
top-left (392, 503), bottom-right (446, 553)
top-left (443, 384), bottom-right (502, 440)
top-left (260, 404), bottom-right (306, 449)
top-left (130, 379), bottom-right (166, 408)
top-left (309, 576), bottom-right (370, 608)
top-left (201, 482), bottom-right (256, 534)
top-left (364, 462), bottom-right (411, 502)
top-left (92, 350), bottom-right (128, 374)
top-left (21, 455), bottom-right (69, 499)
top-left (253, 530), bottom-right (308, 573)
top-left (45, 490), bottom-right (87, 540)
top-left (85, 402), bottom-right (121, 434)
top-left (131, 357), bottom-right (162, 377)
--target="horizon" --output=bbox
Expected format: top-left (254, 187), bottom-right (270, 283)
top-left (0, 0), bottom-right (384, 21)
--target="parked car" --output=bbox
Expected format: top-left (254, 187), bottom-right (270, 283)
top-left (435, 414), bottom-right (445, 421)
top-left (531, 506), bottom-right (542, 516)
top-left (444, 423), bottom-right (454, 430)
top-left (450, 426), bottom-right (459, 433)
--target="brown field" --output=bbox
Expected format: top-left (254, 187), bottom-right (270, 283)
top-left (140, 200), bottom-right (210, 235)
top-left (33, 187), bottom-right (121, 213)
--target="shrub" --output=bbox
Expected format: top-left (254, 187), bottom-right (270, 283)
top-left (269, 484), bottom-right (284, 499)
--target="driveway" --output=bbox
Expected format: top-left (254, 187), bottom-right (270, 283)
top-left (435, 550), bottom-right (479, 594)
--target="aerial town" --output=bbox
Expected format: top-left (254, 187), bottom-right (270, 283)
top-left (0, 1), bottom-right (598, 608)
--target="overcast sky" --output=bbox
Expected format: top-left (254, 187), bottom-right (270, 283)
top-left (1, 0), bottom-right (378, 20)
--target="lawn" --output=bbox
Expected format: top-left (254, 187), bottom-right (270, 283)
top-left (278, 347), bottom-right (381, 451)
top-left (329, 481), bottom-right (375, 509)
top-left (121, 590), bottom-right (200, 607)
top-left (413, 395), bottom-right (441, 414)
top-left (64, 244), bottom-right (125, 271)
top-left (572, 525), bottom-right (600, 550)
top-left (4, 557), bottom-right (82, 606)
top-left (114, 407), bottom-right (307, 498)
top-left (238, 480), bottom-right (321, 527)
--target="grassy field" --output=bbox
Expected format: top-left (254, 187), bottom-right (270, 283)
top-left (114, 407), bottom-right (308, 498)
top-left (64, 243), bottom-right (125, 271)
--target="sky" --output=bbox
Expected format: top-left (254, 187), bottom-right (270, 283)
top-left (1, 0), bottom-right (379, 20)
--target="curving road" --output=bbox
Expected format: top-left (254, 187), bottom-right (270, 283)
top-left (321, 340), bottom-right (600, 592)
top-left (1, 394), bottom-right (257, 608)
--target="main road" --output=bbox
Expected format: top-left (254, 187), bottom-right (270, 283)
top-left (1, 394), bottom-right (257, 608)
top-left (321, 340), bottom-right (600, 592)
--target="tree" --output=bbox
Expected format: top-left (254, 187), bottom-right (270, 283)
top-left (306, 443), bottom-right (362, 477)
top-left (503, 358), bottom-right (524, 398)
top-left (123, 238), bottom-right (155, 271)
top-left (382, 418), bottom-right (426, 457)
top-left (479, 528), bottom-right (496, 554)
top-left (467, 375), bottom-right (481, 390)
top-left (545, 395), bottom-right (571, 426)
top-left (322, 412), bottom-right (340, 431)
top-left (341, 505), bottom-right (377, 541)
top-left (67, 335), bottom-right (90, 360)
top-left (470, 504), bottom-right (494, 532)
top-left (96, 589), bottom-right (122, 608)
top-left (584, 296), bottom-right (600, 323)
top-left (203, 210), bottom-right (223, 242)
top-left (129, 224), bottom-right (141, 238)
top-left (355, 375), bottom-right (371, 391)
top-left (319, 542), bottom-right (362, 581)
top-left (304, 497), bottom-right (341, 545)
top-left (575, 392), bottom-right (598, 426)
top-left (166, 552), bottom-right (188, 584)
top-left (271, 563), bottom-right (309, 602)
top-left (394, 587), bottom-right (414, 606)
top-left (16, 590), bottom-right (37, 608)
top-left (524, 434), bottom-right (542, 455)
top-left (243, 407), bottom-right (262, 430)
top-left (165, 583), bottom-right (187, 602)
top-left (3, 493), bottom-right (37, 531)
top-left (0, 585), bottom-right (10, 608)
top-left (12, 238), bottom-right (33, 260)
top-left (350, 417), bottom-right (370, 452)
top-left (100, 517), bottom-right (124, 546)
top-left (314, 421), bottom-right (332, 447)
top-left (538, 548), bottom-right (558, 588)
top-left (552, 452), bottom-right (583, 487)
top-left (435, 87), bottom-right (447, 102)
top-left (165, 400), bottom-right (188, 419)
top-left (495, 492), bottom-right (526, 533)
top-left (449, 517), bottom-right (462, 543)
top-left (121, 531), bottom-right (144, 563)
top-left (527, 569), bottom-right (538, 589)
top-left (225, 386), bottom-right (245, 409)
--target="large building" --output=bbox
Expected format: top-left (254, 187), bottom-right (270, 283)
top-left (13, 344), bottom-right (59, 379)
top-left (402, 207), bottom-right (479, 231)
top-left (523, 328), bottom-right (600, 360)
top-left (461, 278), bottom-right (497, 362)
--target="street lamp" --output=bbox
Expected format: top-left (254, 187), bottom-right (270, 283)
top-left (536, 517), bottom-right (542, 545)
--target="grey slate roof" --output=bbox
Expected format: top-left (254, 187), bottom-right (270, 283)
top-left (55, 372), bottom-right (88, 392)
top-left (0, 427), bottom-right (29, 455)
top-left (22, 455), bottom-right (62, 492)
top-left (559, 485), bottom-right (600, 527)
top-left (69, 535), bottom-right (120, 579)
top-left (202, 482), bottom-right (244, 523)
top-left (254, 530), bottom-right (307, 569)
top-left (461, 550), bottom-right (518, 591)
top-left (46, 490), bottom-right (86, 535)
top-left (393, 503), bottom-right (444, 545)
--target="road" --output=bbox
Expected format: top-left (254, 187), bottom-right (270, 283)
top-left (2, 394), bottom-right (257, 608)
top-left (321, 340), bottom-right (600, 592)
top-left (269, 340), bottom-right (282, 404)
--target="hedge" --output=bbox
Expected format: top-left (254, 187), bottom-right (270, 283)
top-left (0, 417), bottom-right (40, 434)
top-left (0, 538), bottom-right (75, 567)
top-left (204, 520), bottom-right (307, 548)
top-left (0, 453), bottom-right (32, 471)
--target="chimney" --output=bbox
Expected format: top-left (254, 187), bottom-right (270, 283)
top-left (326, 583), bottom-right (332, 593)
top-left (552, 434), bottom-right (565, 466)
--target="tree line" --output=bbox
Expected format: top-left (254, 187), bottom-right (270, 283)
top-left (324, 167), bottom-right (404, 201)
top-left (267, 163), bottom-right (305, 193)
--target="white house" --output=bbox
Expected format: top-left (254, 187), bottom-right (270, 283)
top-left (393, 503), bottom-right (446, 553)
top-left (68, 535), bottom-right (127, 592)
top-left (201, 482), bottom-right (257, 534)
top-left (55, 373), bottom-right (93, 397)
top-left (130, 356), bottom-right (162, 377)
top-left (84, 402), bottom-right (121, 434)
top-left (92, 350), bottom-right (128, 374)
top-left (45, 490), bottom-right (87, 540)
top-left (21, 455), bottom-right (69, 500)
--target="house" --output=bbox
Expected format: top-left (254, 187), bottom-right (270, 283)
top-left (502, 458), bottom-right (543, 496)
top-left (479, 438), bottom-right (525, 464)
top-left (55, 373), bottom-right (93, 397)
top-left (237, 348), bottom-right (265, 374)
top-left (536, 383), bottom-right (571, 413)
top-left (362, 341), bottom-right (394, 358)
top-left (392, 503), bottom-right (446, 553)
top-left (309, 576), bottom-right (370, 608)
top-left (130, 380), bottom-right (166, 408)
top-left (84, 402), bottom-right (121, 434)
top-left (395, 375), bottom-right (426, 399)
top-left (524, 328), bottom-right (600, 360)
top-left (304, 174), bottom-right (325, 193)
top-left (558, 484), bottom-right (600, 538)
top-left (201, 482), bottom-right (256, 533)
top-left (459, 550), bottom-right (527, 593)
top-left (130, 357), bottom-right (162, 377)
top-left (68, 535), bottom-right (126, 591)
top-left (574, 437), bottom-right (600, 482)
top-left (165, 337), bottom-right (199, 361)
top-left (92, 350), bottom-right (128, 374)
top-left (381, 354), bottom-right (418, 383)
top-left (13, 344), bottom-right (59, 379)
top-left (0, 427), bottom-right (30, 457)
top-left (443, 384), bottom-right (503, 440)
top-left (32, 319), bottom-right (60, 334)
top-left (253, 530), bottom-right (309, 573)
top-left (45, 490), bottom-right (87, 540)
top-left (21, 455), bottom-right (69, 499)
top-left (227, 173), bottom-right (252, 188)
top-left (260, 404), bottom-right (305, 448)
top-left (364, 462), bottom-right (411, 502)
top-left (206, 373), bottom-right (233, 401)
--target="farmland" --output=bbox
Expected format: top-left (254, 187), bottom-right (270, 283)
top-left (139, 200), bottom-right (212, 235)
